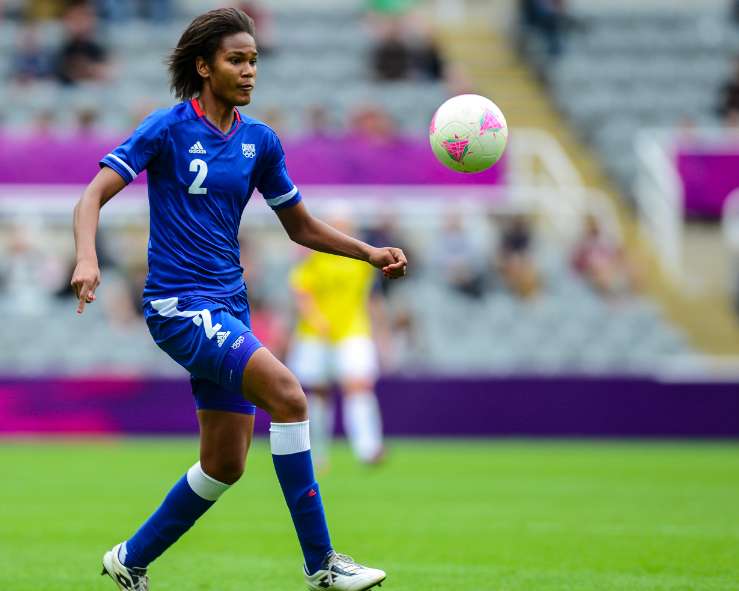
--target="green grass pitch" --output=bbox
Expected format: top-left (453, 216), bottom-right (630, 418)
top-left (1, 439), bottom-right (738, 590)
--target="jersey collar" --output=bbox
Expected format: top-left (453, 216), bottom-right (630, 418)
top-left (190, 98), bottom-right (242, 139)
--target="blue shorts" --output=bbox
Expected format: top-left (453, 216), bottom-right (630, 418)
top-left (144, 289), bottom-right (262, 415)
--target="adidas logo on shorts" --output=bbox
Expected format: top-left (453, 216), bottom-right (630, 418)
top-left (216, 330), bottom-right (231, 348)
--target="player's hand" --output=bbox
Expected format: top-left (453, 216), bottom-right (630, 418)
top-left (369, 246), bottom-right (407, 279)
top-left (70, 258), bottom-right (101, 314)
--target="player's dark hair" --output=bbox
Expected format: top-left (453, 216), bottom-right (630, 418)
top-left (168, 8), bottom-right (256, 100)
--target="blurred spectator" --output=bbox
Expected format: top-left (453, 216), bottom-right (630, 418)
top-left (407, 14), bottom-right (444, 81)
top-left (718, 56), bottom-right (739, 126)
top-left (31, 111), bottom-right (56, 137)
top-left (74, 107), bottom-right (100, 135)
top-left (519, 0), bottom-right (569, 57)
top-left (1, 219), bottom-right (65, 315)
top-left (497, 215), bottom-right (541, 299)
top-left (304, 105), bottom-right (337, 138)
top-left (571, 213), bottom-right (639, 298)
top-left (348, 104), bottom-right (395, 144)
top-left (370, 15), bottom-right (444, 82)
top-left (434, 210), bottom-right (486, 299)
top-left (55, 1), bottom-right (109, 86)
top-left (371, 18), bottom-right (413, 81)
top-left (11, 25), bottom-right (52, 83)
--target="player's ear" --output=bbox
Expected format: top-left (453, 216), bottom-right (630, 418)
top-left (195, 56), bottom-right (210, 80)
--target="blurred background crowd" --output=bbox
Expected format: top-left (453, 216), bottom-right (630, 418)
top-left (0, 0), bottom-right (452, 135)
top-left (1, 0), bottom-right (738, 381)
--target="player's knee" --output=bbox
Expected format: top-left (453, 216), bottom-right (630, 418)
top-left (271, 373), bottom-right (307, 422)
top-left (202, 456), bottom-right (245, 485)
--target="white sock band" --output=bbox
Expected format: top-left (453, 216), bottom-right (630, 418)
top-left (186, 462), bottom-right (231, 501)
top-left (270, 420), bottom-right (311, 455)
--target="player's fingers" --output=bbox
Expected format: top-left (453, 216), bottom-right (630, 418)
top-left (70, 276), bottom-right (82, 299)
top-left (77, 283), bottom-right (93, 314)
top-left (383, 259), bottom-right (406, 270)
top-left (392, 248), bottom-right (407, 265)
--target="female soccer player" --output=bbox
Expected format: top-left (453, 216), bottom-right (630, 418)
top-left (288, 210), bottom-right (386, 469)
top-left (71, 8), bottom-right (406, 591)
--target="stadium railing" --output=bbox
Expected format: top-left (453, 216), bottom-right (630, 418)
top-left (635, 128), bottom-right (739, 281)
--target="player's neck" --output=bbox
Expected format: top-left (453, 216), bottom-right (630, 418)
top-left (196, 91), bottom-right (235, 134)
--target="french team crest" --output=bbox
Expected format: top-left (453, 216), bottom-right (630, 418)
top-left (242, 143), bottom-right (256, 158)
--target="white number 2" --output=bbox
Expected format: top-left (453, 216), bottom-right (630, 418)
top-left (188, 159), bottom-right (208, 194)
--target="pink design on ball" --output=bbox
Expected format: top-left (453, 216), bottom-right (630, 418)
top-left (441, 137), bottom-right (470, 162)
top-left (479, 109), bottom-right (504, 135)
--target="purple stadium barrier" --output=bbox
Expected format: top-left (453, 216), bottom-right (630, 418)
top-left (0, 133), bottom-right (505, 185)
top-left (677, 144), bottom-right (739, 218)
top-left (1, 376), bottom-right (737, 437)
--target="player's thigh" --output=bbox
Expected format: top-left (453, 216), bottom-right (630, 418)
top-left (198, 409), bottom-right (254, 483)
top-left (145, 294), bottom-right (261, 392)
top-left (241, 347), bottom-right (307, 421)
top-left (286, 337), bottom-right (332, 389)
top-left (335, 336), bottom-right (379, 394)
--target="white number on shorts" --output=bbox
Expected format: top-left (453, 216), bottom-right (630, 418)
top-left (188, 159), bottom-right (208, 194)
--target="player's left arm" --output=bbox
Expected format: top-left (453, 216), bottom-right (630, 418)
top-left (276, 202), bottom-right (407, 279)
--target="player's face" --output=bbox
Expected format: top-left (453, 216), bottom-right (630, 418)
top-left (209, 32), bottom-right (258, 107)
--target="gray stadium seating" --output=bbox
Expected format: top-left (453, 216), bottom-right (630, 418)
top-left (529, 7), bottom-right (735, 190)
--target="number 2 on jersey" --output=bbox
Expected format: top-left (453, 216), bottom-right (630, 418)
top-left (188, 159), bottom-right (208, 195)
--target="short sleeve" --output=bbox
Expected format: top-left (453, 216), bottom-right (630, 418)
top-left (99, 109), bottom-right (169, 183)
top-left (256, 127), bottom-right (302, 210)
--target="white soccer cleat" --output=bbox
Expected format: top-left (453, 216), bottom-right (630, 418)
top-left (100, 543), bottom-right (149, 590)
top-left (305, 551), bottom-right (386, 590)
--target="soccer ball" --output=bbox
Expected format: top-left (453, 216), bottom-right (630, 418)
top-left (429, 94), bottom-right (508, 173)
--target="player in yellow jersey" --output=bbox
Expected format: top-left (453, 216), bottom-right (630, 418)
top-left (287, 210), bottom-right (384, 468)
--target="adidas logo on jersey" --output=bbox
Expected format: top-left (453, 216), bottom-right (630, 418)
top-left (216, 330), bottom-right (231, 348)
top-left (189, 141), bottom-right (206, 154)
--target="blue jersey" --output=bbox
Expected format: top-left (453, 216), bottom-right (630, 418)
top-left (100, 99), bottom-right (301, 299)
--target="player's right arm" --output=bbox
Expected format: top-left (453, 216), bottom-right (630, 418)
top-left (70, 167), bottom-right (127, 314)
top-left (71, 109), bottom-right (168, 314)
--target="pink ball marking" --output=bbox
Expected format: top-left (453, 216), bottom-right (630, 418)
top-left (479, 109), bottom-right (504, 136)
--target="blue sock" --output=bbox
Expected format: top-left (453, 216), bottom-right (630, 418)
top-left (120, 462), bottom-right (230, 568)
top-left (271, 421), bottom-right (332, 575)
